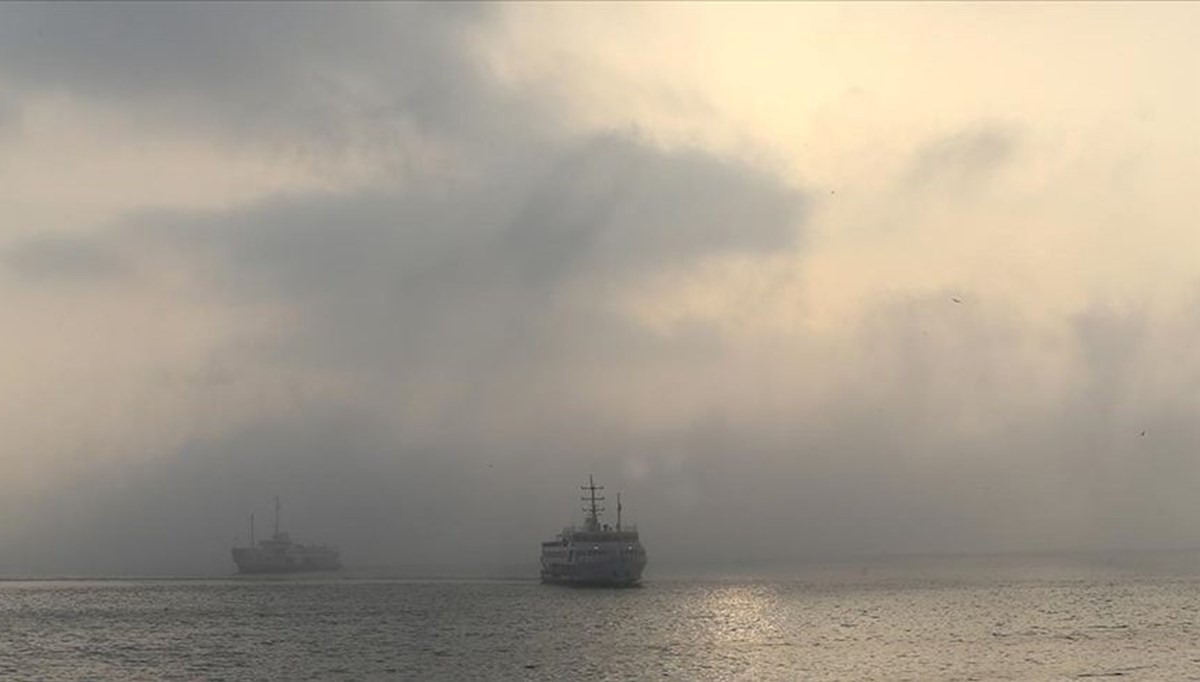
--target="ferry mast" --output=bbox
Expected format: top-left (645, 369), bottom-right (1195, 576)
top-left (581, 475), bottom-right (605, 532)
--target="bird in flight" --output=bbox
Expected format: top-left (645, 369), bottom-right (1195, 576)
top-left (951, 297), bottom-right (962, 304)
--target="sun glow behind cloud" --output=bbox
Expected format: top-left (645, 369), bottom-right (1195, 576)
top-left (487, 3), bottom-right (1200, 322)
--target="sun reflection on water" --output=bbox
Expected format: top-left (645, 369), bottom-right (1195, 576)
top-left (696, 583), bottom-right (785, 646)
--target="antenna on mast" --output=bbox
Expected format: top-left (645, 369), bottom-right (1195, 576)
top-left (274, 496), bottom-right (281, 539)
top-left (249, 512), bottom-right (255, 546)
top-left (581, 474), bottom-right (605, 532)
top-left (616, 492), bottom-right (622, 531)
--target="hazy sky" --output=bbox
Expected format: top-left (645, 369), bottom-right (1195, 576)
top-left (2, 2), bottom-right (1200, 575)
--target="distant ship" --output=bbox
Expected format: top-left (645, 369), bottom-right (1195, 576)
top-left (231, 497), bottom-right (341, 574)
top-left (540, 476), bottom-right (647, 587)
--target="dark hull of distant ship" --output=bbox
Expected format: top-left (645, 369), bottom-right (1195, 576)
top-left (231, 547), bottom-right (342, 574)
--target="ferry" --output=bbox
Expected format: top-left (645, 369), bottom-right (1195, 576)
top-left (231, 497), bottom-right (341, 574)
top-left (540, 476), bottom-right (647, 587)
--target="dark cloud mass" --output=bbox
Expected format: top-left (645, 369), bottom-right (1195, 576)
top-left (1, 4), bottom-right (1198, 576)
top-left (906, 125), bottom-right (1020, 191)
top-left (3, 233), bottom-right (126, 283)
top-left (0, 2), bottom-right (812, 575)
top-left (0, 3), bottom-right (512, 148)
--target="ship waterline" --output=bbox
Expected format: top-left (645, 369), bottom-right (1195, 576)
top-left (231, 497), bottom-right (341, 574)
top-left (540, 476), bottom-right (647, 587)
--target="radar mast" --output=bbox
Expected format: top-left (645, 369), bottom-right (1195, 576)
top-left (581, 475), bottom-right (605, 532)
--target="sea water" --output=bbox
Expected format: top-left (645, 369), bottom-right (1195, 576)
top-left (3, 552), bottom-right (1200, 680)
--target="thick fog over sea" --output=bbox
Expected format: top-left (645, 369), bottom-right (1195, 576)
top-left (2, 4), bottom-right (1200, 578)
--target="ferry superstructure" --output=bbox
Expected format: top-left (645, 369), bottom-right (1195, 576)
top-left (540, 476), bottom-right (647, 587)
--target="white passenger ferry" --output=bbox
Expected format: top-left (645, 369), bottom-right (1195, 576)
top-left (540, 476), bottom-right (647, 587)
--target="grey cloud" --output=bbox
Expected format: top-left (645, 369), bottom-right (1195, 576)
top-left (3, 232), bottom-right (127, 283)
top-left (907, 126), bottom-right (1019, 191)
top-left (0, 0), bottom-right (808, 430)
top-left (505, 135), bottom-right (800, 283)
top-left (119, 130), bottom-right (803, 378)
top-left (0, 90), bottom-right (19, 133)
top-left (0, 3), bottom-right (518, 148)
top-left (0, 3), bottom-right (815, 575)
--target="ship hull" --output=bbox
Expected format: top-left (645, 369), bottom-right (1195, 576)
top-left (540, 546), bottom-right (647, 587)
top-left (231, 547), bottom-right (341, 574)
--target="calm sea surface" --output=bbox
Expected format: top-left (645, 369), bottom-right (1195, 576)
top-left (3, 553), bottom-right (1200, 680)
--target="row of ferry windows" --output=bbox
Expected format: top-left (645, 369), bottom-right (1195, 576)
top-left (545, 547), bottom-right (644, 558)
